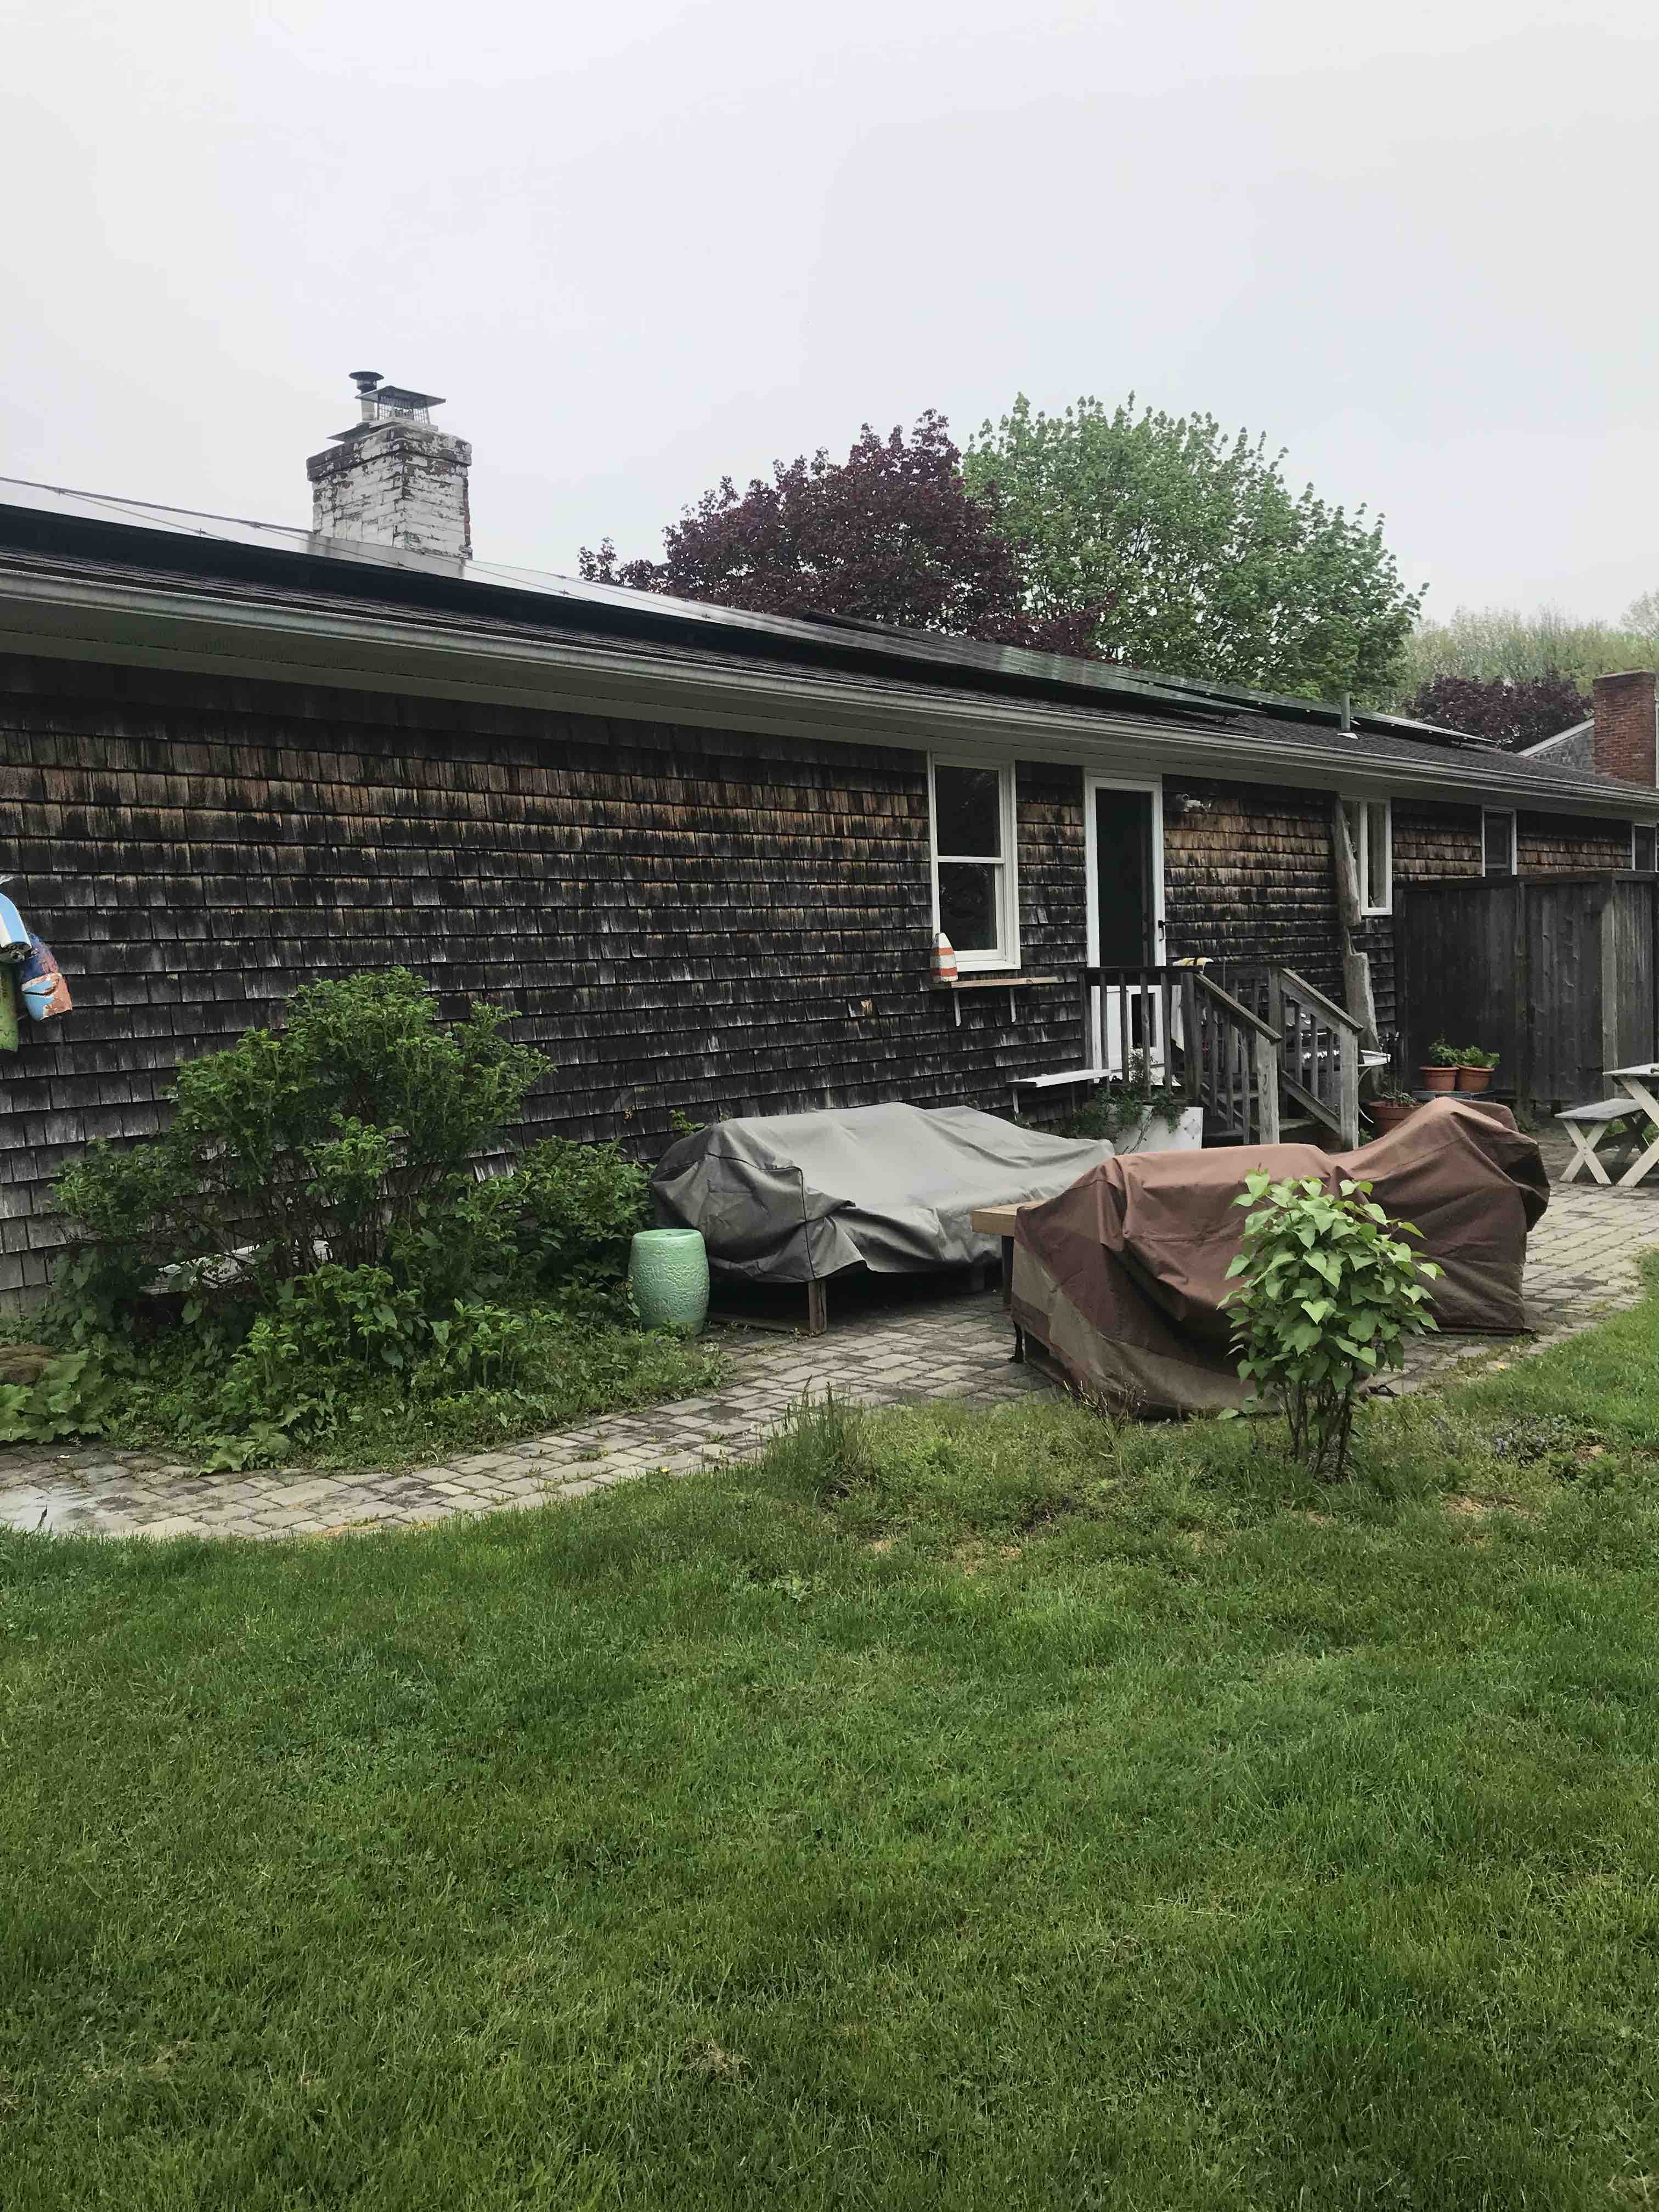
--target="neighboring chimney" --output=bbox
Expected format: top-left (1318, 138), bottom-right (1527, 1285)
top-left (306, 371), bottom-right (472, 560)
top-left (1590, 670), bottom-right (1658, 786)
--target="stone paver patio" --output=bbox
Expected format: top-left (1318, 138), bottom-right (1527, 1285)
top-left (3, 1180), bottom-right (1656, 1543)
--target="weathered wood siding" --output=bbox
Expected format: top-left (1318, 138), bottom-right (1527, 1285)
top-left (0, 656), bottom-right (1088, 1298)
top-left (1396, 874), bottom-right (1659, 1104)
top-left (1163, 779), bottom-right (1342, 994)
top-left (1518, 814), bottom-right (1632, 873)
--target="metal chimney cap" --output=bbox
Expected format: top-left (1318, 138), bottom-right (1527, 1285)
top-left (349, 369), bottom-right (383, 394)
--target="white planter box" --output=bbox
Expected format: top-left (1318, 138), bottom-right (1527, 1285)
top-left (1111, 1104), bottom-right (1205, 1155)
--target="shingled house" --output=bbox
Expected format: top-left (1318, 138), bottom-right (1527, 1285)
top-left (2, 374), bottom-right (1657, 1300)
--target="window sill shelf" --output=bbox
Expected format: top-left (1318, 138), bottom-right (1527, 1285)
top-left (928, 974), bottom-right (1061, 990)
top-left (928, 974), bottom-right (1062, 1028)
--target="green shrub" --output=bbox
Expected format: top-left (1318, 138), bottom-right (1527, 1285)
top-left (1222, 1171), bottom-right (1441, 1482)
top-left (1060, 1053), bottom-right (1189, 1142)
top-left (53, 969), bottom-right (549, 1314)
top-left (0, 1348), bottom-right (123, 1446)
top-left (508, 1138), bottom-right (650, 1289)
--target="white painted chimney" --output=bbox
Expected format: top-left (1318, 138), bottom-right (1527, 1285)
top-left (306, 371), bottom-right (472, 560)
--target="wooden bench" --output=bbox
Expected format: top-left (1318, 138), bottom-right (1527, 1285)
top-left (1558, 1098), bottom-right (1641, 1186)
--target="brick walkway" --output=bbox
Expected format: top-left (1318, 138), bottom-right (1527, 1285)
top-left (3, 1180), bottom-right (1656, 1542)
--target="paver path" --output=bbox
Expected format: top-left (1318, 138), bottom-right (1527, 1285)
top-left (3, 1182), bottom-right (1656, 1542)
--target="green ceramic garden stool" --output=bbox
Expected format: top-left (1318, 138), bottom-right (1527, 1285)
top-left (628, 1227), bottom-right (710, 1336)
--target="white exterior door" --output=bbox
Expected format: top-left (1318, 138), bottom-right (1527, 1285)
top-left (1085, 776), bottom-right (1167, 1073)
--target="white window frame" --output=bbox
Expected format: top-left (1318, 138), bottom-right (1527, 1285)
top-left (1343, 796), bottom-right (1392, 916)
top-left (1482, 809), bottom-right (1518, 878)
top-left (1631, 822), bottom-right (1657, 873)
top-left (928, 757), bottom-right (1019, 973)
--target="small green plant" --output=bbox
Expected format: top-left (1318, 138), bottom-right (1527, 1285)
top-left (1221, 1172), bottom-right (1442, 1482)
top-left (1426, 1040), bottom-right (1464, 1067)
top-left (1460, 1046), bottom-right (1500, 1070)
top-left (1061, 1053), bottom-right (1189, 1143)
top-left (0, 1347), bottom-right (123, 1445)
top-left (1368, 1068), bottom-right (1415, 1106)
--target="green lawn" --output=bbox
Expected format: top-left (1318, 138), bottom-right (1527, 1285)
top-left (6, 1273), bottom-right (1659, 2208)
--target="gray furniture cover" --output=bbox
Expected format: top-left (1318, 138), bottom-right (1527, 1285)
top-left (650, 1103), bottom-right (1114, 1283)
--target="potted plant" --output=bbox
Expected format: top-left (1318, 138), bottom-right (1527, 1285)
top-left (1367, 1071), bottom-right (1418, 1135)
top-left (1420, 1039), bottom-right (1461, 1093)
top-left (1457, 1046), bottom-right (1499, 1093)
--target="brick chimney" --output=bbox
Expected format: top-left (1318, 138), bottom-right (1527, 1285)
top-left (1591, 670), bottom-right (1658, 786)
top-left (307, 371), bottom-right (472, 560)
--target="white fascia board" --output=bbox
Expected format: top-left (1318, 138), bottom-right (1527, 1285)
top-left (3, 560), bottom-right (1658, 824)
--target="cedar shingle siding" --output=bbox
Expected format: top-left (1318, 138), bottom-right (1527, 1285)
top-left (0, 656), bottom-right (1090, 1297)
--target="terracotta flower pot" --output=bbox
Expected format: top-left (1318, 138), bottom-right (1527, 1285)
top-left (1456, 1066), bottom-right (1493, 1093)
top-left (1370, 1101), bottom-right (1418, 1133)
top-left (1420, 1066), bottom-right (1457, 1092)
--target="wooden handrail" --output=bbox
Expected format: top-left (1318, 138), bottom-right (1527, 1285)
top-left (1274, 964), bottom-right (1361, 1037)
top-left (1188, 969), bottom-right (1281, 1043)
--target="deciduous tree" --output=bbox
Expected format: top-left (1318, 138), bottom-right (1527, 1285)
top-left (964, 394), bottom-right (1423, 702)
top-left (580, 412), bottom-right (1107, 656)
top-left (1404, 670), bottom-right (1588, 749)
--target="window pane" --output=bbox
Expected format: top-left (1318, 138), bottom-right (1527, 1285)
top-left (1365, 802), bottom-right (1389, 909)
top-left (934, 765), bottom-right (1002, 857)
top-left (1636, 826), bottom-right (1656, 872)
top-left (938, 861), bottom-right (1001, 952)
top-left (1483, 813), bottom-right (1512, 874)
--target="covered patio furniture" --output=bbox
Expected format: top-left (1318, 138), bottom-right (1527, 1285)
top-left (1010, 1097), bottom-right (1549, 1414)
top-left (650, 1102), bottom-right (1116, 1330)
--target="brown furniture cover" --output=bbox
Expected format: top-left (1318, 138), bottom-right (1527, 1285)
top-left (1011, 1098), bottom-right (1549, 1415)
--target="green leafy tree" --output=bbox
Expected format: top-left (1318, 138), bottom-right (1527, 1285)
top-left (1623, 588), bottom-right (1659, 650)
top-left (1393, 605), bottom-right (1651, 704)
top-left (964, 394), bottom-right (1423, 701)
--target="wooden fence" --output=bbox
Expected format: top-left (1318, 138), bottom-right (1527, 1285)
top-left (1396, 875), bottom-right (1658, 1107)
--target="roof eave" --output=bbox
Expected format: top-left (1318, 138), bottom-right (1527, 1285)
top-left (1, 553), bottom-right (1656, 821)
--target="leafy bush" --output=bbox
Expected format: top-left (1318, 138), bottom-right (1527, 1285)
top-left (34, 972), bottom-right (698, 1469)
top-left (0, 1348), bottom-right (123, 1446)
top-left (54, 969), bottom-right (549, 1313)
top-left (1222, 1172), bottom-right (1442, 1482)
top-left (507, 1138), bottom-right (650, 1291)
top-left (1060, 1054), bottom-right (1189, 1143)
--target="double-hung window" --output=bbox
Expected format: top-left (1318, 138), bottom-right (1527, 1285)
top-left (1483, 809), bottom-right (1517, 877)
top-left (1633, 823), bottom-right (1657, 872)
top-left (1342, 797), bottom-right (1392, 915)
top-left (929, 759), bottom-right (1018, 972)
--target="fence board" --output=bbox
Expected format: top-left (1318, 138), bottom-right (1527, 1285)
top-left (1397, 876), bottom-right (1657, 1106)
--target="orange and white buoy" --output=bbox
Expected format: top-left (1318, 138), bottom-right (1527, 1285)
top-left (931, 931), bottom-right (957, 984)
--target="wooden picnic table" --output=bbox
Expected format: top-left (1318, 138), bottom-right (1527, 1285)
top-left (1560, 1063), bottom-right (1659, 1188)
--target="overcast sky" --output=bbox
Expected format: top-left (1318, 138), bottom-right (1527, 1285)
top-left (4, 1), bottom-right (1655, 624)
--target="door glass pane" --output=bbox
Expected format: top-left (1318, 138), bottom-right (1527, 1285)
top-left (934, 765), bottom-right (1002, 857)
top-left (1094, 789), bottom-right (1153, 966)
top-left (1483, 813), bottom-right (1513, 874)
top-left (1365, 802), bottom-right (1389, 909)
top-left (938, 861), bottom-right (1000, 951)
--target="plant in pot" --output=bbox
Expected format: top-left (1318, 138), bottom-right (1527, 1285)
top-left (1367, 1070), bottom-right (1418, 1135)
top-left (1457, 1046), bottom-right (1499, 1093)
top-left (1420, 1040), bottom-right (1462, 1092)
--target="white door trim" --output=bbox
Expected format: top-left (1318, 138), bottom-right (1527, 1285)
top-left (1084, 773), bottom-right (1167, 1071)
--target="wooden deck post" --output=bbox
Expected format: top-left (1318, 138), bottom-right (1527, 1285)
top-left (1254, 1030), bottom-right (1281, 1143)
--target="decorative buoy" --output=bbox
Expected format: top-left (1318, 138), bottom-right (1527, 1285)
top-left (931, 932), bottom-right (957, 984)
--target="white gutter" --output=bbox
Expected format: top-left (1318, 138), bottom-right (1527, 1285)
top-left (2, 555), bottom-right (1656, 822)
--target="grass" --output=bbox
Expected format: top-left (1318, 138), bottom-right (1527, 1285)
top-left (6, 1269), bottom-right (1659, 2207)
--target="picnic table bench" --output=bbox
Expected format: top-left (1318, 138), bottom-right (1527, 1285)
top-left (1558, 1063), bottom-right (1659, 1187)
